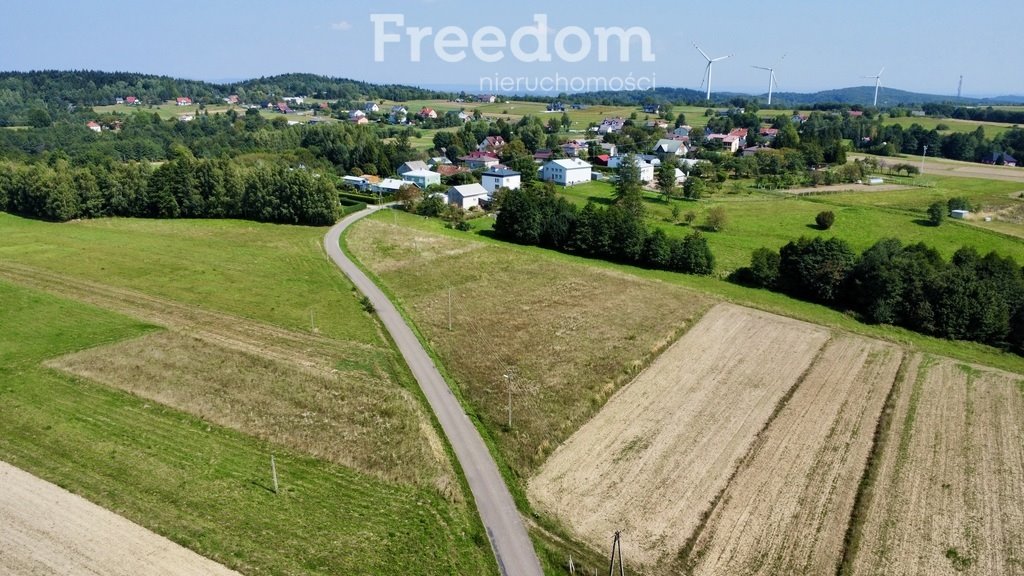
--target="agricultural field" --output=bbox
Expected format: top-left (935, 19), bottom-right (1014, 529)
top-left (343, 212), bottom-right (712, 474)
top-left (0, 461), bottom-right (240, 576)
top-left (528, 304), bottom-right (831, 568)
top-left (93, 101), bottom-right (327, 124)
top-left (882, 114), bottom-right (1017, 138)
top-left (686, 336), bottom-right (903, 575)
top-left (0, 216), bottom-right (496, 574)
top-left (846, 355), bottom-right (1024, 576)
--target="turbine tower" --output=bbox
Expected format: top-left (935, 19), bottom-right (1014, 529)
top-left (863, 67), bottom-right (884, 107)
top-left (957, 75), bottom-right (964, 99)
top-left (694, 43), bottom-right (732, 101)
top-left (752, 55), bottom-right (785, 106)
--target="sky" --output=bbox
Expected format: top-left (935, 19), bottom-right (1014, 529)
top-left (2, 0), bottom-right (1022, 97)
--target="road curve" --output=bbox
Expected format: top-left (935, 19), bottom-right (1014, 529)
top-left (325, 206), bottom-right (543, 576)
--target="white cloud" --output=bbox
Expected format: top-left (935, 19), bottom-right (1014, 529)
top-left (330, 20), bottom-right (353, 32)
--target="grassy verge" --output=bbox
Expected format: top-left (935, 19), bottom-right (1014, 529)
top-left (0, 280), bottom-right (495, 575)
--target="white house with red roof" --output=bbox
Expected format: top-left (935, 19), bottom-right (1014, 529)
top-left (176, 97), bottom-right (192, 106)
top-left (418, 107), bottom-right (437, 119)
top-left (86, 121), bottom-right (102, 133)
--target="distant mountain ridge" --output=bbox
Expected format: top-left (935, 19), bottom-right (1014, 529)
top-left (0, 70), bottom-right (1020, 126)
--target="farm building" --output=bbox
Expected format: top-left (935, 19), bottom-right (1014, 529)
top-left (480, 168), bottom-right (521, 194)
top-left (447, 183), bottom-right (490, 210)
top-left (951, 209), bottom-right (969, 219)
top-left (542, 158), bottom-right (592, 186)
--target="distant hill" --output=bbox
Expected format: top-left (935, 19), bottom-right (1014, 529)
top-left (0, 69), bottom-right (1020, 127)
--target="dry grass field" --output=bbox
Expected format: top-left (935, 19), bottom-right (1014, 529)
top-left (0, 461), bottom-right (241, 576)
top-left (47, 330), bottom-right (450, 490)
top-left (345, 213), bottom-right (714, 474)
top-left (0, 261), bottom-right (450, 489)
top-left (528, 304), bottom-right (831, 568)
top-left (847, 355), bottom-right (1024, 576)
top-left (686, 336), bottom-right (904, 575)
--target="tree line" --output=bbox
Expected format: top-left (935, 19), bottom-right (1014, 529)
top-left (0, 153), bottom-right (339, 226)
top-left (494, 183), bottom-right (714, 275)
top-left (733, 236), bottom-right (1024, 355)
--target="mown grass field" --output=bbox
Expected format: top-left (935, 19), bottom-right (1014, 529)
top-left (0, 214), bottom-right (373, 343)
top-left (882, 114), bottom-right (1017, 138)
top-left (0, 281), bottom-right (495, 575)
top-left (551, 176), bottom-right (1024, 273)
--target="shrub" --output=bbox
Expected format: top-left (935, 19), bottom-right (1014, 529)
top-left (947, 197), bottom-right (972, 212)
top-left (704, 206), bottom-right (728, 232)
top-left (815, 210), bottom-right (836, 230)
top-left (927, 201), bottom-right (945, 226)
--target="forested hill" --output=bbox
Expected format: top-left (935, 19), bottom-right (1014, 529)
top-left (0, 70), bottom-right (444, 125)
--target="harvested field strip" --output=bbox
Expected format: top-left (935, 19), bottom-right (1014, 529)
top-left (688, 336), bottom-right (903, 575)
top-left (528, 303), bottom-right (831, 567)
top-left (0, 261), bottom-right (387, 375)
top-left (849, 355), bottom-right (1024, 576)
top-left (47, 330), bottom-right (450, 488)
top-left (0, 461), bottom-right (241, 576)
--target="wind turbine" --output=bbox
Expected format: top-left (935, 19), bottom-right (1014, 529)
top-left (863, 67), bottom-right (884, 107)
top-left (752, 55), bottom-right (785, 106)
top-left (694, 43), bottom-right (732, 101)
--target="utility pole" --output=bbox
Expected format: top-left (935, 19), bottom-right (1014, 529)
top-left (270, 454), bottom-right (279, 495)
top-left (448, 286), bottom-right (453, 332)
top-left (503, 373), bottom-right (512, 430)
top-left (607, 531), bottom-right (624, 576)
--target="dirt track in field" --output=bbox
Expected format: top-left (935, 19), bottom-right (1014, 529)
top-left (848, 355), bottom-right (1024, 576)
top-left (0, 461), bottom-right (241, 576)
top-left (689, 336), bottom-right (903, 575)
top-left (528, 303), bottom-right (831, 567)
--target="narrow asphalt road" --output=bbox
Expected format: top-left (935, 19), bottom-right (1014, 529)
top-left (325, 206), bottom-right (544, 576)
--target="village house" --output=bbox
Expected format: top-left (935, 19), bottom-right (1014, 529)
top-left (478, 135), bottom-right (506, 153)
top-left (396, 160), bottom-right (429, 175)
top-left (125, 96), bottom-right (139, 105)
top-left (596, 117), bottom-right (626, 135)
top-left (401, 169), bottom-right (442, 189)
top-left (115, 97), bottom-right (124, 105)
top-left (86, 121), bottom-right (102, 133)
top-left (607, 155), bottom-right (655, 183)
top-left (364, 102), bottom-right (380, 113)
top-left (418, 107), bottom-right (437, 119)
top-left (653, 139), bottom-right (688, 156)
top-left (372, 178), bottom-right (412, 195)
top-left (542, 158), bottom-right (592, 186)
top-left (176, 97), bottom-right (192, 106)
top-left (480, 168), bottom-right (521, 194)
top-left (447, 183), bottom-right (490, 209)
top-left (457, 151), bottom-right (500, 170)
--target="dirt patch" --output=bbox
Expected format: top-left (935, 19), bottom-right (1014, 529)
top-left (46, 331), bottom-right (451, 489)
top-left (688, 336), bottom-right (903, 575)
top-left (528, 303), bottom-right (831, 568)
top-left (0, 460), bottom-right (241, 576)
top-left (783, 183), bottom-right (912, 195)
top-left (848, 356), bottom-right (1024, 576)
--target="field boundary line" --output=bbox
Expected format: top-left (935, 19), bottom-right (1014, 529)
top-left (836, 350), bottom-right (914, 576)
top-left (677, 333), bottom-right (834, 572)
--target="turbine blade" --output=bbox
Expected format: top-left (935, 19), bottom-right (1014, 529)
top-left (878, 66), bottom-right (885, 77)
top-left (752, 65), bottom-right (771, 71)
top-left (693, 43), bottom-right (711, 62)
top-left (713, 54), bottom-right (731, 62)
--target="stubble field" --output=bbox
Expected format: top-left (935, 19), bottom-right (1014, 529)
top-left (847, 355), bottom-right (1024, 576)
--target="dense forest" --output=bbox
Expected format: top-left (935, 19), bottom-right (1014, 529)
top-left (733, 236), bottom-right (1024, 356)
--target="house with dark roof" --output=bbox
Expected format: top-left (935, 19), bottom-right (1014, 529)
top-left (983, 152), bottom-right (1018, 167)
top-left (480, 167), bottom-right (521, 194)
